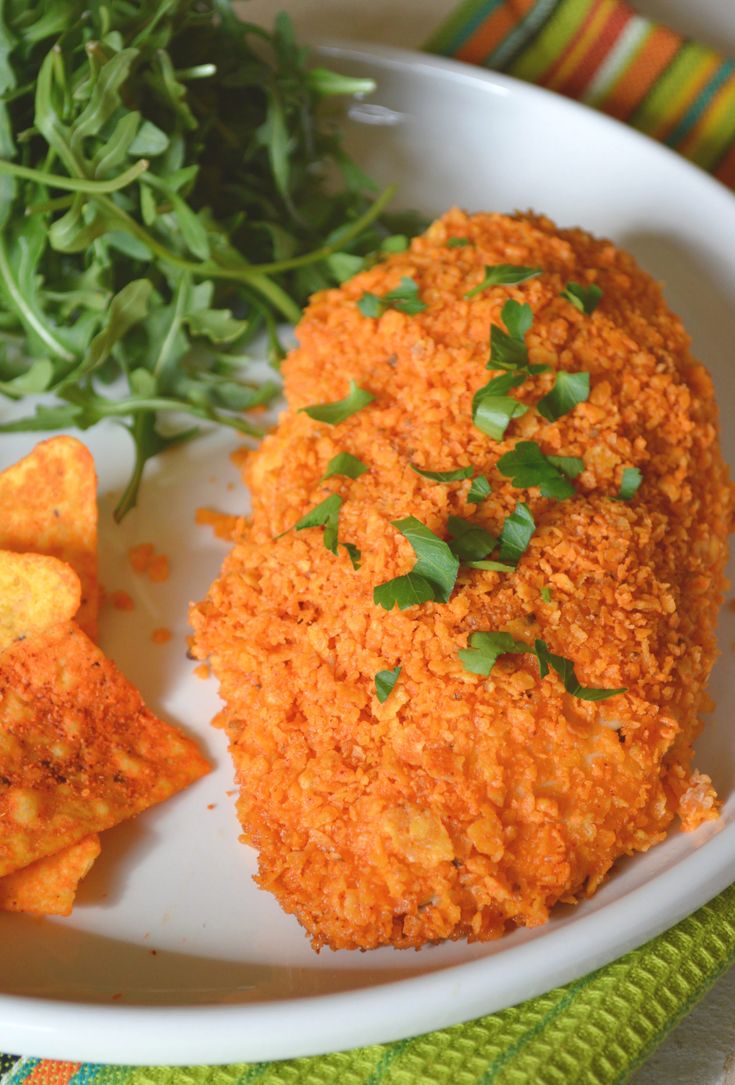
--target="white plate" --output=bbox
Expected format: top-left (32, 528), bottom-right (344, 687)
top-left (1, 43), bottom-right (735, 1067)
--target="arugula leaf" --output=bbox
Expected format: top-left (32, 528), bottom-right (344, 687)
top-left (411, 464), bottom-right (474, 483)
top-left (498, 501), bottom-right (535, 564)
top-left (561, 282), bottom-right (603, 315)
top-left (447, 237), bottom-right (470, 248)
top-left (374, 516), bottom-right (459, 609)
top-left (293, 493), bottom-right (343, 554)
top-left (375, 666), bottom-right (401, 703)
top-left (458, 631), bottom-right (529, 676)
top-left (534, 640), bottom-right (626, 701)
top-left (446, 515), bottom-right (497, 562)
top-left (465, 265), bottom-right (541, 298)
top-left (358, 276), bottom-right (427, 317)
top-left (468, 475), bottom-right (491, 503)
top-left (322, 451), bottom-right (369, 480)
top-left (497, 441), bottom-right (582, 500)
top-left (473, 394), bottom-right (528, 441)
top-left (0, 4), bottom-right (412, 517)
top-left (301, 380), bottom-right (375, 424)
top-left (614, 466), bottom-right (643, 501)
top-left (536, 371), bottom-right (590, 422)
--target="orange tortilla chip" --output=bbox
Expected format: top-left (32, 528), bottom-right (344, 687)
top-left (0, 550), bottom-right (80, 652)
top-left (0, 834), bottom-right (101, 916)
top-left (0, 619), bottom-right (210, 876)
top-left (0, 436), bottom-right (98, 638)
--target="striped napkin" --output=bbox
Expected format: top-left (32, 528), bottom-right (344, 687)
top-left (2, 2), bottom-right (734, 1083)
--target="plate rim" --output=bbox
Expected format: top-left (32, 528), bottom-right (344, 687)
top-left (2, 39), bottom-right (735, 1066)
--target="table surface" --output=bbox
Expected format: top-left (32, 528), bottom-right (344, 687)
top-left (240, 3), bottom-right (735, 1082)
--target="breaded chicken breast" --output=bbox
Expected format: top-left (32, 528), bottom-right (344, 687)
top-left (191, 210), bottom-right (732, 951)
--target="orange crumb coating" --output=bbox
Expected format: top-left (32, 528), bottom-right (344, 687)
top-left (191, 210), bottom-right (733, 951)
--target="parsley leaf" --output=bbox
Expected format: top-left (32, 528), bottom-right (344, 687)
top-left (327, 252), bottom-right (365, 283)
top-left (375, 666), bottom-right (401, 703)
top-left (489, 300), bottom-right (533, 370)
top-left (381, 235), bottom-right (409, 253)
top-left (547, 455), bottom-right (584, 478)
top-left (465, 265), bottom-right (541, 299)
top-left (358, 276), bottom-right (427, 317)
top-left (343, 542), bottom-right (362, 569)
top-left (561, 282), bottom-right (603, 315)
top-left (536, 371), bottom-right (590, 422)
top-left (294, 493), bottom-right (343, 554)
top-left (468, 476), bottom-right (492, 503)
top-left (466, 559), bottom-right (516, 572)
top-left (301, 380), bottom-right (375, 425)
top-left (458, 631), bottom-right (530, 676)
top-left (473, 394), bottom-right (528, 441)
top-left (535, 640), bottom-right (626, 701)
top-left (447, 515), bottom-right (497, 562)
top-left (497, 441), bottom-right (582, 500)
top-left (540, 586), bottom-right (553, 604)
top-left (373, 571), bottom-right (436, 610)
top-left (458, 632), bottom-right (627, 701)
top-left (615, 466), bottom-right (643, 501)
top-left (374, 517), bottom-right (459, 609)
top-left (498, 501), bottom-right (535, 564)
top-left (447, 237), bottom-right (470, 248)
top-left (322, 451), bottom-right (369, 480)
top-left (411, 464), bottom-right (474, 483)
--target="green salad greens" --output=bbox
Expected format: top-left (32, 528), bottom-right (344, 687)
top-left (0, 1), bottom-right (416, 517)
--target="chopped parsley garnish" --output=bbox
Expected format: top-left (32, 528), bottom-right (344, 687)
top-left (411, 464), bottom-right (475, 483)
top-left (540, 586), bottom-right (554, 604)
top-left (465, 265), bottom-right (541, 299)
top-left (473, 394), bottom-right (528, 441)
top-left (343, 542), bottom-right (362, 569)
top-left (497, 441), bottom-right (583, 500)
top-left (489, 300), bottom-right (533, 370)
top-left (381, 235), bottom-right (409, 253)
top-left (301, 380), bottom-right (375, 425)
top-left (498, 502), bottom-right (535, 564)
top-left (358, 276), bottom-right (427, 317)
top-left (374, 516), bottom-right (459, 610)
top-left (459, 633), bottom-right (626, 700)
top-left (468, 476), bottom-right (492, 503)
top-left (326, 252), bottom-right (365, 283)
top-left (614, 466), bottom-right (643, 501)
top-left (536, 371), bottom-right (590, 422)
top-left (458, 632), bottom-right (529, 676)
top-left (447, 515), bottom-right (497, 562)
top-left (375, 666), bottom-right (401, 703)
top-left (472, 373), bottom-right (527, 441)
top-left (322, 451), bottom-right (369, 480)
top-left (535, 639), bottom-right (626, 701)
top-left (561, 282), bottom-right (603, 315)
top-left (447, 237), bottom-right (471, 248)
top-left (293, 493), bottom-right (343, 554)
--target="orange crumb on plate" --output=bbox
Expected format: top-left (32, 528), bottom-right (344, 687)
top-left (151, 627), bottom-right (172, 645)
top-left (195, 507), bottom-right (242, 541)
top-left (193, 664), bottom-right (209, 680)
top-left (147, 554), bottom-right (170, 583)
top-left (110, 590), bottom-right (134, 612)
top-left (229, 446), bottom-right (250, 470)
top-left (128, 543), bottom-right (155, 573)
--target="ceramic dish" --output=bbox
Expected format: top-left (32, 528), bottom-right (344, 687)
top-left (1, 42), bottom-right (734, 1066)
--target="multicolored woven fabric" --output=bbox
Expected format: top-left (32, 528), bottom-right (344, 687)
top-left (426, 0), bottom-right (735, 187)
top-left (3, 2), bottom-right (735, 1083)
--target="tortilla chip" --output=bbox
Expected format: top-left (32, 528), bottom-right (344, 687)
top-left (0, 550), bottom-right (81, 653)
top-left (0, 436), bottom-right (98, 638)
top-left (0, 834), bottom-right (101, 916)
top-left (0, 619), bottom-right (210, 876)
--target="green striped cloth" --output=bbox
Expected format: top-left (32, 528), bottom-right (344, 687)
top-left (3, 2), bottom-right (735, 1082)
